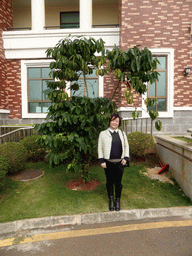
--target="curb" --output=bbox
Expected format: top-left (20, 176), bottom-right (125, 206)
top-left (0, 206), bottom-right (192, 235)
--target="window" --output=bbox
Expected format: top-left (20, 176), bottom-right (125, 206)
top-left (147, 56), bottom-right (167, 112)
top-left (21, 60), bottom-right (103, 118)
top-left (60, 12), bottom-right (79, 29)
top-left (71, 69), bottom-right (99, 98)
top-left (28, 67), bottom-right (52, 113)
top-left (139, 49), bottom-right (174, 118)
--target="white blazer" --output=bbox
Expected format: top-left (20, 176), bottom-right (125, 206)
top-left (98, 129), bottom-right (129, 160)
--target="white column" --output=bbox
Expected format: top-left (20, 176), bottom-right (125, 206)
top-left (31, 0), bottom-right (45, 31)
top-left (80, 0), bottom-right (92, 31)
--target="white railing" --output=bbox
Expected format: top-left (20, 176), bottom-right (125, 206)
top-left (122, 117), bottom-right (153, 135)
top-left (0, 126), bottom-right (34, 144)
top-left (0, 118), bottom-right (152, 144)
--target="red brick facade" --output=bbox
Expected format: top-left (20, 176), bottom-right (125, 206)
top-left (6, 60), bottom-right (22, 119)
top-left (0, 0), bottom-right (13, 110)
top-left (120, 0), bottom-right (192, 107)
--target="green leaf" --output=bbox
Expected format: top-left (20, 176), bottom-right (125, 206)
top-left (155, 120), bottom-right (162, 131)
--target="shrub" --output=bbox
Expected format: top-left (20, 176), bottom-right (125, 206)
top-left (20, 135), bottom-right (47, 162)
top-left (0, 155), bottom-right (9, 190)
top-left (127, 131), bottom-right (155, 159)
top-left (0, 142), bottom-right (27, 173)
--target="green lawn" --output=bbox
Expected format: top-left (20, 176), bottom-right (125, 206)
top-left (173, 136), bottom-right (192, 144)
top-left (0, 158), bottom-right (191, 223)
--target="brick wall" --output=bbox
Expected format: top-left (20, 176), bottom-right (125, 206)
top-left (0, 0), bottom-right (13, 111)
top-left (7, 60), bottom-right (22, 119)
top-left (120, 0), bottom-right (192, 107)
top-left (0, 31), bottom-right (8, 110)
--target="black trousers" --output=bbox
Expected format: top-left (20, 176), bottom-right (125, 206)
top-left (104, 161), bottom-right (124, 198)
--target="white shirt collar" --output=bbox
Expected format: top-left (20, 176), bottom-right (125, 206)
top-left (109, 128), bottom-right (119, 133)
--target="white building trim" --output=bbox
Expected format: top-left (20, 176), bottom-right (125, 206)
top-left (31, 0), bottom-right (45, 31)
top-left (3, 28), bottom-right (120, 59)
top-left (80, 0), bottom-right (92, 31)
top-left (173, 107), bottom-right (192, 111)
top-left (142, 48), bottom-right (174, 118)
top-left (21, 59), bottom-right (51, 119)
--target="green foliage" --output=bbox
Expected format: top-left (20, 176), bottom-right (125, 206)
top-left (97, 45), bottom-right (159, 95)
top-left (155, 120), bottom-right (162, 131)
top-left (34, 96), bottom-right (116, 181)
top-left (127, 131), bottom-right (155, 158)
top-left (20, 135), bottom-right (47, 162)
top-left (0, 142), bottom-right (27, 173)
top-left (125, 89), bottom-right (133, 104)
top-left (46, 35), bottom-right (105, 98)
top-left (132, 111), bottom-right (140, 120)
top-left (0, 155), bottom-right (9, 190)
top-left (34, 35), bottom-right (117, 181)
top-left (97, 45), bottom-right (162, 132)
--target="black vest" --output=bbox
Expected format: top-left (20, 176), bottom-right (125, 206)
top-left (109, 131), bottom-right (122, 159)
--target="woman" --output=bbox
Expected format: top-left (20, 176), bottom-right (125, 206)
top-left (98, 113), bottom-right (129, 211)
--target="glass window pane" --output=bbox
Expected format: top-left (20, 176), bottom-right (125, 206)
top-left (28, 68), bottom-right (41, 79)
top-left (158, 72), bottom-right (166, 97)
top-left (29, 80), bottom-right (41, 100)
top-left (29, 102), bottom-right (41, 113)
top-left (157, 57), bottom-right (166, 69)
top-left (86, 69), bottom-right (98, 78)
top-left (147, 101), bottom-right (156, 111)
top-left (42, 102), bottom-right (52, 113)
top-left (87, 79), bottom-right (98, 98)
top-left (72, 80), bottom-right (84, 96)
top-left (157, 99), bottom-right (166, 111)
top-left (61, 12), bottom-right (79, 23)
top-left (42, 68), bottom-right (51, 78)
top-left (148, 81), bottom-right (156, 97)
top-left (42, 80), bottom-right (52, 100)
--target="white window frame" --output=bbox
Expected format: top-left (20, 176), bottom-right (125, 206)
top-left (21, 60), bottom-right (103, 118)
top-left (118, 48), bottom-right (174, 118)
top-left (142, 48), bottom-right (174, 118)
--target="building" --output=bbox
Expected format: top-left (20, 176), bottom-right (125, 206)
top-left (0, 0), bottom-right (192, 134)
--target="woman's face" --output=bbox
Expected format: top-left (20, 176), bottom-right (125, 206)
top-left (110, 117), bottom-right (120, 130)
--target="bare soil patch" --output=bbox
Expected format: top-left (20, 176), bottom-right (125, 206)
top-left (66, 179), bottom-right (101, 191)
top-left (142, 168), bottom-right (174, 185)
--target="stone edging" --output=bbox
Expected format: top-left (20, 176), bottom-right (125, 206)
top-left (0, 206), bottom-right (192, 235)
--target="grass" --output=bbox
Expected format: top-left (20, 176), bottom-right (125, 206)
top-left (0, 156), bottom-right (191, 223)
top-left (173, 136), bottom-right (192, 144)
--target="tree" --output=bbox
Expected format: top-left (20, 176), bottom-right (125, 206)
top-left (34, 36), bottom-right (116, 181)
top-left (46, 35), bottom-right (105, 98)
top-left (97, 45), bottom-right (162, 132)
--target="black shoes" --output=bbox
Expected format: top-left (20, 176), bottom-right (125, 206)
top-left (115, 197), bottom-right (120, 211)
top-left (109, 196), bottom-right (115, 211)
top-left (109, 197), bottom-right (121, 211)
top-left (107, 184), bottom-right (122, 211)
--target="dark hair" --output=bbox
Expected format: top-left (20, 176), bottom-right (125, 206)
top-left (109, 113), bottom-right (121, 127)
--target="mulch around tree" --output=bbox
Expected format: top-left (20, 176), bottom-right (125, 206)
top-left (66, 179), bottom-right (101, 191)
top-left (12, 169), bottom-right (44, 181)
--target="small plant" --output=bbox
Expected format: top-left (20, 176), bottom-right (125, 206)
top-left (0, 155), bottom-right (9, 190)
top-left (20, 135), bottom-right (47, 162)
top-left (0, 142), bottom-right (27, 173)
top-left (127, 131), bottom-right (155, 159)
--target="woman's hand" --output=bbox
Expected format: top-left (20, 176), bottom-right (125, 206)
top-left (101, 162), bottom-right (107, 168)
top-left (121, 159), bottom-right (127, 165)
